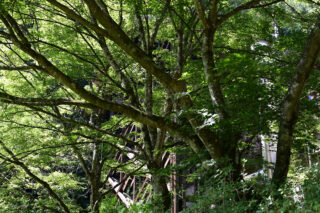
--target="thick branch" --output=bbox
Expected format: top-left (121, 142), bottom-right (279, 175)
top-left (48, 0), bottom-right (185, 94)
top-left (0, 65), bottom-right (34, 71)
top-left (208, 0), bottom-right (219, 25)
top-left (0, 91), bottom-right (98, 108)
top-left (194, 0), bottom-right (209, 28)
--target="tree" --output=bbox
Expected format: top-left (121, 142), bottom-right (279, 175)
top-left (0, 0), bottom-right (319, 211)
top-left (273, 14), bottom-right (320, 186)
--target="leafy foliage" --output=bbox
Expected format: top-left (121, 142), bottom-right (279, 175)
top-left (0, 0), bottom-right (319, 212)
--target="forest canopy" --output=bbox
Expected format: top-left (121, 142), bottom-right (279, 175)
top-left (0, 0), bottom-right (319, 212)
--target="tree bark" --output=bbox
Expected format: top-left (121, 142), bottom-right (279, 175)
top-left (90, 143), bottom-right (102, 212)
top-left (273, 15), bottom-right (320, 186)
top-left (202, 29), bottom-right (229, 120)
top-left (149, 163), bottom-right (171, 211)
top-left (193, 1), bottom-right (243, 178)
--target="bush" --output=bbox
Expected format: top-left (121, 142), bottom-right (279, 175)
top-left (180, 163), bottom-right (320, 213)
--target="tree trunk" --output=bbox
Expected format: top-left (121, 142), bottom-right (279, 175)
top-left (90, 182), bottom-right (100, 212)
top-left (273, 16), bottom-right (320, 187)
top-left (151, 171), bottom-right (171, 211)
top-left (201, 27), bottom-right (244, 179)
top-left (202, 29), bottom-right (229, 120)
top-left (90, 143), bottom-right (102, 212)
top-left (219, 134), bottom-right (242, 181)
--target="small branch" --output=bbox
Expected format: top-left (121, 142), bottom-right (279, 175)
top-left (217, 0), bottom-right (283, 26)
top-left (0, 140), bottom-right (71, 213)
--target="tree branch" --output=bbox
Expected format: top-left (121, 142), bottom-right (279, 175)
top-left (217, 0), bottom-right (283, 26)
top-left (194, 0), bottom-right (209, 28)
top-left (0, 140), bottom-right (71, 213)
top-left (47, 0), bottom-right (185, 94)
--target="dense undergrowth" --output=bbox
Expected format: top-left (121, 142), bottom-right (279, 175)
top-left (99, 163), bottom-right (320, 213)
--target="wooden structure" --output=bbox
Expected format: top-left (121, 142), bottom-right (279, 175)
top-left (107, 125), bottom-right (179, 211)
